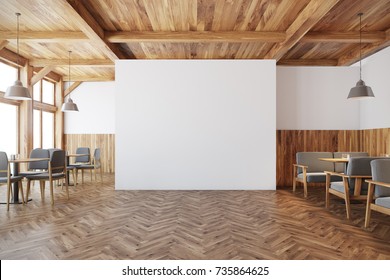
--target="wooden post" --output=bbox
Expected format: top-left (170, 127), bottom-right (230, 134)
top-left (55, 78), bottom-right (64, 149)
top-left (18, 62), bottom-right (33, 158)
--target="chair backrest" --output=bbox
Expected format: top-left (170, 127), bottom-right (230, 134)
top-left (333, 152), bottom-right (369, 173)
top-left (50, 150), bottom-right (66, 174)
top-left (371, 159), bottom-right (390, 197)
top-left (346, 157), bottom-right (383, 193)
top-left (296, 152), bottom-right (334, 173)
top-left (0, 151), bottom-right (8, 177)
top-left (93, 148), bottom-right (101, 167)
top-left (75, 147), bottom-right (90, 163)
top-left (28, 148), bottom-right (49, 170)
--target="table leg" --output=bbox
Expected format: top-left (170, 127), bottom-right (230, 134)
top-left (12, 162), bottom-right (19, 203)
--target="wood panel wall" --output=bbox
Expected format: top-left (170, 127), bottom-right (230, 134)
top-left (65, 134), bottom-right (115, 173)
top-left (360, 128), bottom-right (390, 157)
top-left (276, 130), bottom-right (361, 188)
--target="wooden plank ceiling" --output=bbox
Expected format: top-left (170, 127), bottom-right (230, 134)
top-left (0, 0), bottom-right (389, 82)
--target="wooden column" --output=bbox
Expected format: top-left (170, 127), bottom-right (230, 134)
top-left (18, 62), bottom-right (33, 158)
top-left (55, 79), bottom-right (64, 149)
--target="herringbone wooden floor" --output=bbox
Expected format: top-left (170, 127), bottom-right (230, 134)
top-left (0, 174), bottom-right (389, 259)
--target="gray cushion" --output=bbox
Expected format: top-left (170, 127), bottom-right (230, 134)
top-left (25, 172), bottom-right (65, 180)
top-left (371, 159), bottom-right (390, 197)
top-left (298, 172), bottom-right (341, 183)
top-left (333, 152), bottom-right (369, 173)
top-left (0, 175), bottom-right (23, 183)
top-left (375, 197), bottom-right (390, 208)
top-left (330, 181), bottom-right (347, 193)
top-left (76, 164), bottom-right (94, 170)
top-left (296, 152), bottom-right (334, 173)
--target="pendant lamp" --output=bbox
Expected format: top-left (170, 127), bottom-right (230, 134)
top-left (5, 13), bottom-right (31, 100)
top-left (347, 13), bottom-right (374, 99)
top-left (61, 51), bottom-right (79, 112)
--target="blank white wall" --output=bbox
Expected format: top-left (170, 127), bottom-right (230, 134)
top-left (359, 46), bottom-right (390, 129)
top-left (116, 60), bottom-right (276, 190)
top-left (64, 82), bottom-right (115, 134)
top-left (277, 66), bottom-right (360, 130)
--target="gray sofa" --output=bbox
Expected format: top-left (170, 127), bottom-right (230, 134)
top-left (293, 152), bottom-right (368, 198)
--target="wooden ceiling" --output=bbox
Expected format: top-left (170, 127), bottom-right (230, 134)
top-left (0, 0), bottom-right (389, 82)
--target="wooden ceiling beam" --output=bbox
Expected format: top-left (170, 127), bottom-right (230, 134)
top-left (64, 0), bottom-right (126, 61)
top-left (34, 67), bottom-right (62, 83)
top-left (0, 40), bottom-right (9, 50)
top-left (30, 58), bottom-right (113, 67)
top-left (302, 31), bottom-right (386, 43)
top-left (265, 0), bottom-right (341, 61)
top-left (0, 31), bottom-right (88, 42)
top-left (278, 59), bottom-right (338, 66)
top-left (337, 28), bottom-right (390, 66)
top-left (64, 81), bottom-right (82, 97)
top-left (105, 31), bottom-right (286, 43)
top-left (0, 48), bottom-right (27, 67)
top-left (31, 66), bottom-right (55, 85)
top-left (62, 75), bottom-right (114, 82)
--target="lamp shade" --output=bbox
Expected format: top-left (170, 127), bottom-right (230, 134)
top-left (347, 79), bottom-right (375, 99)
top-left (4, 80), bottom-right (31, 100)
top-left (61, 97), bottom-right (79, 112)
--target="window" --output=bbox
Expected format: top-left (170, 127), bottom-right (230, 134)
top-left (0, 62), bottom-right (17, 92)
top-left (0, 103), bottom-right (18, 156)
top-left (42, 111), bottom-right (54, 148)
top-left (42, 80), bottom-right (54, 105)
top-left (32, 79), bottom-right (56, 149)
top-left (33, 109), bottom-right (41, 149)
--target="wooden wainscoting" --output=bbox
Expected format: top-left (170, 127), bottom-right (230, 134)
top-left (65, 134), bottom-right (115, 173)
top-left (360, 128), bottom-right (390, 156)
top-left (276, 130), bottom-right (361, 188)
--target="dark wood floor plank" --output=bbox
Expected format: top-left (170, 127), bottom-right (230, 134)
top-left (0, 174), bottom-right (389, 259)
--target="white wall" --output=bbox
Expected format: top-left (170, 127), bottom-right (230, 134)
top-left (64, 82), bottom-right (115, 134)
top-left (359, 46), bottom-right (390, 129)
top-left (277, 66), bottom-right (360, 130)
top-left (116, 60), bottom-right (276, 190)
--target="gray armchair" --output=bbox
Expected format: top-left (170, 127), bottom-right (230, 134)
top-left (76, 148), bottom-right (103, 183)
top-left (0, 151), bottom-right (25, 210)
top-left (19, 148), bottom-right (49, 177)
top-left (25, 150), bottom-right (68, 205)
top-left (365, 159), bottom-right (390, 228)
top-left (70, 147), bottom-right (90, 184)
top-left (325, 157), bottom-right (382, 219)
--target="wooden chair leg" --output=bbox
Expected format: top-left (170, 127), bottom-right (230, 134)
top-left (72, 170), bottom-right (76, 186)
top-left (40, 180), bottom-right (45, 201)
top-left (365, 182), bottom-right (375, 228)
top-left (343, 178), bottom-right (351, 219)
top-left (100, 168), bottom-right (103, 183)
top-left (325, 173), bottom-right (330, 208)
top-left (303, 181), bottom-right (308, 198)
top-left (81, 169), bottom-right (84, 184)
top-left (293, 177), bottom-right (296, 193)
top-left (19, 181), bottom-right (25, 204)
top-left (50, 180), bottom-right (54, 205)
top-left (90, 169), bottom-right (93, 182)
top-left (7, 181), bottom-right (11, 211)
top-left (65, 176), bottom-right (69, 200)
top-left (94, 168), bottom-right (97, 181)
top-left (26, 180), bottom-right (31, 201)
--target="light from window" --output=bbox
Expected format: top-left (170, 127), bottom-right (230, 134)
top-left (0, 103), bottom-right (17, 156)
top-left (42, 80), bottom-right (54, 105)
top-left (33, 110), bottom-right (41, 149)
top-left (33, 81), bottom-right (41, 102)
top-left (0, 62), bottom-right (17, 93)
top-left (42, 111), bottom-right (54, 148)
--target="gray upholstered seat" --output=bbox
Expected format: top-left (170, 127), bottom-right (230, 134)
top-left (365, 159), bottom-right (390, 227)
top-left (0, 151), bottom-right (25, 210)
top-left (293, 152), bottom-right (337, 197)
top-left (25, 149), bottom-right (69, 205)
top-left (19, 148), bottom-right (49, 177)
top-left (76, 148), bottom-right (103, 183)
top-left (326, 157), bottom-right (383, 219)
